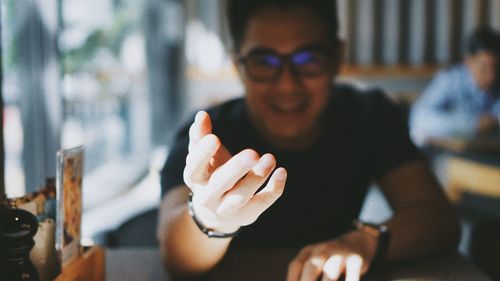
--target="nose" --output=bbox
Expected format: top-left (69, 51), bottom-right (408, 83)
top-left (273, 63), bottom-right (301, 93)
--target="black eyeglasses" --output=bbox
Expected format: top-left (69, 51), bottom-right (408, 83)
top-left (237, 47), bottom-right (333, 82)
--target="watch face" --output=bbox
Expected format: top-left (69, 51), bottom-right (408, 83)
top-left (378, 224), bottom-right (388, 233)
top-left (353, 220), bottom-right (388, 237)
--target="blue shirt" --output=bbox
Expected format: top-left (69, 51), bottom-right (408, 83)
top-left (409, 64), bottom-right (500, 144)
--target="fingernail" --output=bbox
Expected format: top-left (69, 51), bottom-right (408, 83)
top-left (274, 168), bottom-right (287, 181)
top-left (241, 156), bottom-right (257, 166)
top-left (259, 154), bottom-right (274, 169)
top-left (205, 135), bottom-right (219, 149)
top-left (240, 150), bottom-right (258, 166)
top-left (195, 111), bottom-right (205, 123)
top-left (253, 155), bottom-right (274, 176)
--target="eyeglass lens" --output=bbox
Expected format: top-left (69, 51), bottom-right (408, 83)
top-left (242, 49), bottom-right (330, 82)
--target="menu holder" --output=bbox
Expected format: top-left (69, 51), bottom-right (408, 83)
top-left (53, 246), bottom-right (105, 281)
top-left (56, 146), bottom-right (84, 267)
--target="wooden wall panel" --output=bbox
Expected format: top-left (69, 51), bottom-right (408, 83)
top-left (198, 0), bottom-right (500, 67)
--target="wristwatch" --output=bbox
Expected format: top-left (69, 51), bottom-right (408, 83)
top-left (352, 219), bottom-right (390, 266)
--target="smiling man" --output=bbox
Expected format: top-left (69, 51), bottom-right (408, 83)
top-left (237, 6), bottom-right (337, 150)
top-left (157, 1), bottom-right (460, 281)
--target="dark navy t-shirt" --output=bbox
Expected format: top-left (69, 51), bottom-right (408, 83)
top-left (160, 83), bottom-right (420, 249)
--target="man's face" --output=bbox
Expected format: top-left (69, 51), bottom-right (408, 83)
top-left (235, 6), bottom-right (339, 147)
top-left (466, 51), bottom-right (498, 91)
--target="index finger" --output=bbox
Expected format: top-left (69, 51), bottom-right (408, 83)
top-left (345, 255), bottom-right (362, 281)
top-left (189, 111), bottom-right (212, 153)
top-left (287, 238), bottom-right (312, 281)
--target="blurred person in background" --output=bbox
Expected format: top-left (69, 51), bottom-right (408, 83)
top-left (157, 0), bottom-right (460, 280)
top-left (410, 27), bottom-right (500, 145)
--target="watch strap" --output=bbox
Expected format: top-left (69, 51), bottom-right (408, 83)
top-left (352, 219), bottom-right (390, 267)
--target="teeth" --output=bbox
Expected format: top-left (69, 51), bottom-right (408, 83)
top-left (273, 106), bottom-right (294, 113)
top-left (272, 103), bottom-right (305, 113)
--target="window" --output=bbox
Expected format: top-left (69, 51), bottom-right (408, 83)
top-left (60, 0), bottom-right (151, 208)
top-left (1, 0), bottom-right (152, 206)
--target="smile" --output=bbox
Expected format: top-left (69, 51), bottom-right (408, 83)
top-left (270, 102), bottom-right (308, 114)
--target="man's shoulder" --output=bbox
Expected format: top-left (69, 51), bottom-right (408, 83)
top-left (426, 63), bottom-right (476, 95)
top-left (329, 82), bottom-right (404, 125)
top-left (175, 97), bottom-right (245, 138)
top-left (198, 97), bottom-right (251, 139)
top-left (435, 63), bottom-right (468, 79)
top-left (331, 83), bottom-right (387, 110)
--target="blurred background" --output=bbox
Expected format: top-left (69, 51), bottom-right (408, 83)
top-left (1, 0), bottom-right (500, 276)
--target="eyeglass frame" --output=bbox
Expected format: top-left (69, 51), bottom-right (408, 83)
top-left (236, 45), bottom-right (338, 83)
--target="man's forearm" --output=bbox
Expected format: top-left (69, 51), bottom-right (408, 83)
top-left (157, 188), bottom-right (232, 277)
top-left (385, 203), bottom-right (461, 261)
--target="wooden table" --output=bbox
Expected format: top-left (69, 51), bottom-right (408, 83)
top-left (105, 248), bottom-right (492, 281)
top-left (425, 136), bottom-right (500, 202)
top-left (426, 136), bottom-right (500, 156)
top-left (446, 156), bottom-right (500, 202)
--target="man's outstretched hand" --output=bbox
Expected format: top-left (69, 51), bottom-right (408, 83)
top-left (183, 111), bottom-right (288, 234)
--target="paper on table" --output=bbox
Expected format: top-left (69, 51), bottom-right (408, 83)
top-left (30, 218), bottom-right (60, 281)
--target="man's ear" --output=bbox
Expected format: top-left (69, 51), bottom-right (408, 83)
top-left (331, 39), bottom-right (345, 76)
top-left (230, 51), bottom-right (244, 79)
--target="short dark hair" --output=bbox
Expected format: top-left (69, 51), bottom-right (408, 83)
top-left (226, 0), bottom-right (339, 52)
top-left (465, 26), bottom-right (500, 56)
